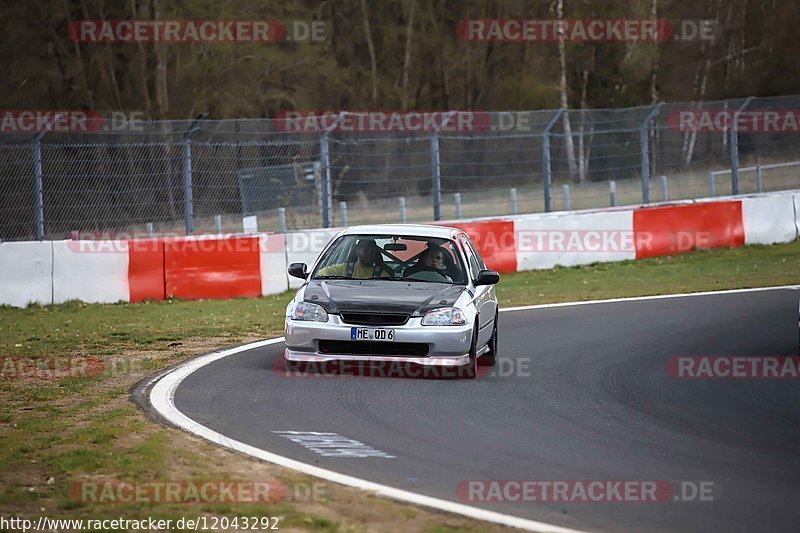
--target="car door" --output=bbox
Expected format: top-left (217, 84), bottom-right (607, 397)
top-left (460, 234), bottom-right (497, 347)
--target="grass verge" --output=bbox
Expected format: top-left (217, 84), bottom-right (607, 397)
top-left (0, 241), bottom-right (798, 532)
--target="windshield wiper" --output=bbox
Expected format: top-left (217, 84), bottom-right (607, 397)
top-left (315, 275), bottom-right (349, 279)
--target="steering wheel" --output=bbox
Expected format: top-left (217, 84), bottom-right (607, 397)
top-left (414, 265), bottom-right (447, 275)
top-left (405, 265), bottom-right (450, 281)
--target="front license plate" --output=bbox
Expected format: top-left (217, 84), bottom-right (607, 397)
top-left (351, 327), bottom-right (395, 341)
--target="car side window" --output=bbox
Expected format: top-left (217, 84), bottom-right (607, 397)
top-left (465, 238), bottom-right (486, 270)
top-left (460, 236), bottom-right (480, 281)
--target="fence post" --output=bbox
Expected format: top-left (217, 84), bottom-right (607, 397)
top-left (640, 102), bottom-right (663, 204)
top-left (454, 192), bottom-right (462, 219)
top-left (730, 96), bottom-right (753, 196)
top-left (146, 223), bottom-right (154, 237)
top-left (399, 197), bottom-right (407, 223)
top-left (182, 113), bottom-right (207, 236)
top-left (542, 109), bottom-right (564, 213)
top-left (431, 133), bottom-right (442, 221)
top-left (214, 215), bottom-right (222, 234)
top-left (430, 112), bottom-right (459, 221)
top-left (510, 188), bottom-right (517, 215)
top-left (31, 131), bottom-right (46, 240)
top-left (562, 184), bottom-right (570, 210)
top-left (660, 175), bottom-right (668, 201)
top-left (339, 201), bottom-right (347, 226)
top-left (278, 207), bottom-right (287, 232)
top-left (609, 180), bottom-right (616, 207)
top-left (708, 171), bottom-right (715, 197)
top-left (319, 133), bottom-right (332, 228)
top-left (755, 164), bottom-right (762, 193)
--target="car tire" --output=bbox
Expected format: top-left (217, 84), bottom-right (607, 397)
top-left (479, 313), bottom-right (498, 367)
top-left (459, 326), bottom-right (479, 379)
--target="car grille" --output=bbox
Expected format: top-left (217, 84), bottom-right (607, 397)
top-left (340, 313), bottom-right (409, 326)
top-left (318, 340), bottom-right (428, 357)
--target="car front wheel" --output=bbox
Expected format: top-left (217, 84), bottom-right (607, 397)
top-left (479, 313), bottom-right (498, 367)
top-left (459, 326), bottom-right (479, 379)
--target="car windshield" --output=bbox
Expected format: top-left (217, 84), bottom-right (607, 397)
top-left (312, 234), bottom-right (466, 284)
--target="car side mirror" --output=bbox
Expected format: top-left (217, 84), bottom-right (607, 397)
top-left (474, 269), bottom-right (500, 286)
top-left (288, 263), bottom-right (308, 280)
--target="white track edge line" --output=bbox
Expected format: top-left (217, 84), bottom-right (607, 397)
top-left (148, 284), bottom-right (799, 533)
top-left (149, 344), bottom-right (584, 532)
top-left (501, 284), bottom-right (800, 313)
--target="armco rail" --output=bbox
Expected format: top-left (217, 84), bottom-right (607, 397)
top-left (1, 191), bottom-right (798, 307)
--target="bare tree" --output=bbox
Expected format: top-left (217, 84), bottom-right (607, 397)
top-left (400, 0), bottom-right (417, 110)
top-left (557, 0), bottom-right (578, 179)
top-left (359, 0), bottom-right (378, 106)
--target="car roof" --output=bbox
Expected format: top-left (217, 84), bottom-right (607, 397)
top-left (338, 224), bottom-right (462, 240)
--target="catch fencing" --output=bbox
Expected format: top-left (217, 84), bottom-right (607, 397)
top-left (1, 95), bottom-right (800, 241)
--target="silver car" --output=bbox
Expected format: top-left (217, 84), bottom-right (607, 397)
top-left (284, 224), bottom-right (500, 378)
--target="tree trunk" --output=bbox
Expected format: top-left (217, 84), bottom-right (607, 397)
top-left (359, 0), bottom-right (379, 107)
top-left (557, 0), bottom-right (578, 179)
top-left (153, 0), bottom-right (169, 117)
top-left (400, 0), bottom-right (417, 110)
top-left (130, 0), bottom-right (152, 115)
top-left (683, 0), bottom-right (720, 166)
top-left (578, 69), bottom-right (589, 183)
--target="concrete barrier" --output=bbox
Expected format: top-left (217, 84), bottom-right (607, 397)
top-left (2, 191), bottom-right (798, 307)
top-left (514, 210), bottom-right (635, 270)
top-left (163, 235), bottom-right (262, 300)
top-left (52, 240), bottom-right (129, 304)
top-left (0, 241), bottom-right (53, 307)
top-left (260, 233), bottom-right (289, 296)
top-left (285, 229), bottom-right (340, 289)
top-left (633, 201), bottom-right (744, 259)
top-left (742, 194), bottom-right (798, 244)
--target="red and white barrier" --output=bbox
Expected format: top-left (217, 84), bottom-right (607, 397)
top-left (163, 235), bottom-right (262, 300)
top-left (285, 229), bottom-right (340, 289)
top-left (260, 233), bottom-right (289, 296)
top-left (741, 194), bottom-right (797, 245)
top-left (794, 192), bottom-right (800, 237)
top-left (1, 191), bottom-right (797, 307)
top-left (632, 200), bottom-right (744, 259)
top-left (0, 241), bottom-right (53, 307)
top-left (513, 210), bottom-right (635, 270)
top-left (52, 240), bottom-right (129, 304)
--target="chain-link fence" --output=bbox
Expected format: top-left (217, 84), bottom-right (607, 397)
top-left (2, 96), bottom-right (800, 241)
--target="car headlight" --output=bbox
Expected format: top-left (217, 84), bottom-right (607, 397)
top-left (291, 301), bottom-right (329, 322)
top-left (421, 307), bottom-right (466, 326)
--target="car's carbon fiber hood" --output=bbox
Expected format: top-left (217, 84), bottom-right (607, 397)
top-left (303, 279), bottom-right (467, 316)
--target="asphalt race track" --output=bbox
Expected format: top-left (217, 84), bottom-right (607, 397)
top-left (171, 288), bottom-right (800, 532)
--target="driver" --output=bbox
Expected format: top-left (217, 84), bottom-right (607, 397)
top-left (318, 239), bottom-right (390, 279)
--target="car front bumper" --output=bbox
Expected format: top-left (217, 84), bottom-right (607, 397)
top-left (284, 314), bottom-right (473, 367)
